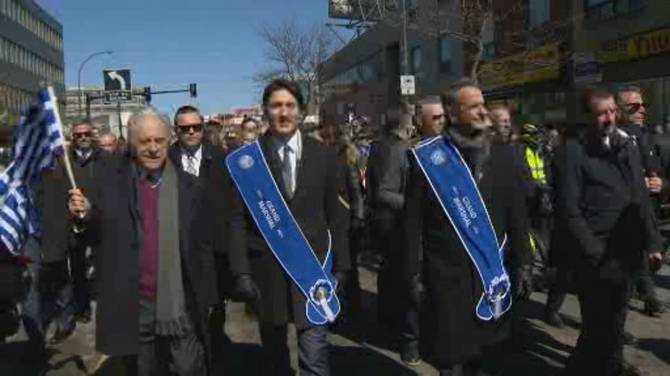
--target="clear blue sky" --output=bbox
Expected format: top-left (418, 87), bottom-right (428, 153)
top-left (37, 0), bottom-right (341, 116)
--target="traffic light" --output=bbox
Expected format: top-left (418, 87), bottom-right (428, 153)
top-left (189, 83), bottom-right (197, 98)
top-left (143, 87), bottom-right (152, 103)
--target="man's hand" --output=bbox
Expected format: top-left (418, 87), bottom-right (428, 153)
top-left (649, 252), bottom-right (664, 273)
top-left (645, 172), bottom-right (663, 194)
top-left (68, 189), bottom-right (91, 220)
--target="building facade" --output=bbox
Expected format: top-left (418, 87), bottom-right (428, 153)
top-left (64, 87), bottom-right (147, 139)
top-left (320, 0), bottom-right (467, 131)
top-left (569, 0), bottom-right (670, 125)
top-left (321, 0), bottom-right (670, 130)
top-left (0, 0), bottom-right (64, 133)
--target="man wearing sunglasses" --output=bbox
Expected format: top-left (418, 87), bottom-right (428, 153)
top-left (170, 105), bottom-right (207, 178)
top-left (167, 105), bottom-right (232, 355)
top-left (616, 85), bottom-right (667, 318)
top-left (35, 121), bottom-right (104, 348)
top-left (417, 96), bottom-right (446, 137)
top-left (562, 86), bottom-right (663, 376)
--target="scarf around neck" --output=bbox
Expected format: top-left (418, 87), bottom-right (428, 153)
top-left (144, 161), bottom-right (190, 336)
top-left (446, 127), bottom-right (491, 181)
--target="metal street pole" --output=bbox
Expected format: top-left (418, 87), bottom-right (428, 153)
top-left (117, 100), bottom-right (123, 138)
top-left (400, 0), bottom-right (411, 132)
top-left (77, 50), bottom-right (113, 118)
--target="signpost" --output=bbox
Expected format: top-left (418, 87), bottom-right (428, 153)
top-left (400, 75), bottom-right (415, 96)
top-left (103, 69), bottom-right (131, 91)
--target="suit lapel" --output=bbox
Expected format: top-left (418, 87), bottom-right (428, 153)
top-left (294, 134), bottom-right (311, 196)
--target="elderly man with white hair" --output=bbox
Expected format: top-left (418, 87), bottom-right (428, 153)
top-left (68, 106), bottom-right (218, 375)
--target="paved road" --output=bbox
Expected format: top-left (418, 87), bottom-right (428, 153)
top-left (2, 262), bottom-right (670, 375)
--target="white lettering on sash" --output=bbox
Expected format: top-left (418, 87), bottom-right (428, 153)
top-left (259, 200), bottom-right (276, 229)
top-left (452, 196), bottom-right (472, 228)
top-left (462, 197), bottom-right (478, 220)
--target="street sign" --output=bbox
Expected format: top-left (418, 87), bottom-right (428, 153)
top-left (104, 69), bottom-right (132, 91)
top-left (103, 90), bottom-right (133, 104)
top-left (400, 75), bottom-right (415, 96)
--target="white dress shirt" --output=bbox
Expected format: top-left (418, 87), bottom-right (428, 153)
top-left (181, 145), bottom-right (203, 177)
top-left (273, 129), bottom-right (302, 192)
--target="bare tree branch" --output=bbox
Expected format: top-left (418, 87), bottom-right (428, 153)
top-left (255, 20), bottom-right (341, 114)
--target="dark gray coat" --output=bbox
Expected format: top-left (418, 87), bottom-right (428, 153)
top-left (403, 142), bottom-right (531, 366)
top-left (87, 156), bottom-right (217, 356)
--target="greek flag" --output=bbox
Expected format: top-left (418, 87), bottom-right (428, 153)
top-left (0, 88), bottom-right (65, 256)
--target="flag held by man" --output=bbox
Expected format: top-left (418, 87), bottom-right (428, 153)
top-left (0, 88), bottom-right (65, 256)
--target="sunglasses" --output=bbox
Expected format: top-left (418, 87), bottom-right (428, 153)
top-left (177, 124), bottom-right (204, 133)
top-left (73, 132), bottom-right (93, 138)
top-left (625, 102), bottom-right (649, 114)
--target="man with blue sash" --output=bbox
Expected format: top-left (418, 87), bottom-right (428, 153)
top-left (403, 79), bottom-right (531, 376)
top-left (227, 79), bottom-right (349, 376)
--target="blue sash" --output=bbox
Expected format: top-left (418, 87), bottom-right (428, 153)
top-left (413, 136), bottom-right (511, 321)
top-left (225, 141), bottom-right (340, 325)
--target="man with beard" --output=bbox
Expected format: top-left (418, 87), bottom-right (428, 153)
top-left (403, 79), bottom-right (531, 376)
top-left (561, 86), bottom-right (663, 376)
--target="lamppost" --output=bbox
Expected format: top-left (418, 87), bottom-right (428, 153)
top-left (77, 50), bottom-right (113, 118)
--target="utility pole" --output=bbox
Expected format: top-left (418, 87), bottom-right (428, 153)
top-left (117, 101), bottom-right (123, 138)
top-left (400, 0), bottom-right (412, 133)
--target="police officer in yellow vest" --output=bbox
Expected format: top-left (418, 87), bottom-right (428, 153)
top-left (520, 123), bottom-right (554, 253)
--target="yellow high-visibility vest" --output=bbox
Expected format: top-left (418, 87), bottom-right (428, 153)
top-left (525, 147), bottom-right (546, 185)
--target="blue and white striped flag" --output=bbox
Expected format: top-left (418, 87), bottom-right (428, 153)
top-left (0, 88), bottom-right (65, 256)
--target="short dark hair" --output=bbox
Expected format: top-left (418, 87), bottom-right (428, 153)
top-left (582, 85), bottom-right (614, 114)
top-left (174, 105), bottom-right (203, 125)
top-left (441, 78), bottom-right (480, 111)
top-left (262, 79), bottom-right (305, 110)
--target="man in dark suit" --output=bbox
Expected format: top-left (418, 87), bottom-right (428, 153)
top-left (37, 122), bottom-right (104, 345)
top-left (68, 107), bottom-right (217, 375)
top-left (228, 79), bottom-right (349, 376)
top-left (403, 79), bottom-right (531, 376)
top-left (366, 115), bottom-right (415, 363)
top-left (168, 105), bottom-right (231, 350)
top-left (561, 86), bottom-right (663, 376)
top-left (616, 85), bottom-right (667, 317)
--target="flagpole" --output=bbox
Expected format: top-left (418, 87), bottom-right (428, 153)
top-left (47, 86), bottom-right (78, 190)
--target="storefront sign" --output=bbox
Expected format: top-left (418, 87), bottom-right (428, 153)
top-left (479, 42), bottom-right (561, 91)
top-left (599, 27), bottom-right (670, 63)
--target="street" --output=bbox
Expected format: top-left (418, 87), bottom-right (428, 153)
top-left (2, 261), bottom-right (669, 376)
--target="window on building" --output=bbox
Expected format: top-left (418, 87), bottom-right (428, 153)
top-left (411, 46), bottom-right (422, 74)
top-left (438, 37), bottom-right (452, 73)
top-left (585, 0), bottom-right (645, 19)
top-left (528, 0), bottom-right (550, 28)
top-left (483, 43), bottom-right (496, 59)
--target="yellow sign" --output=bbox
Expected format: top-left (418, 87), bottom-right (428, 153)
top-left (479, 42), bottom-right (561, 91)
top-left (599, 27), bottom-right (670, 64)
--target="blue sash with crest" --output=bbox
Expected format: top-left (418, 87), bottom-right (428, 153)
top-left (413, 136), bottom-right (511, 321)
top-left (225, 141), bottom-right (340, 325)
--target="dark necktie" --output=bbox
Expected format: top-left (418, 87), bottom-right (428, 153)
top-left (282, 144), bottom-right (294, 198)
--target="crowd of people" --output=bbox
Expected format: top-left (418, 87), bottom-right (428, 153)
top-left (0, 77), bottom-right (669, 376)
